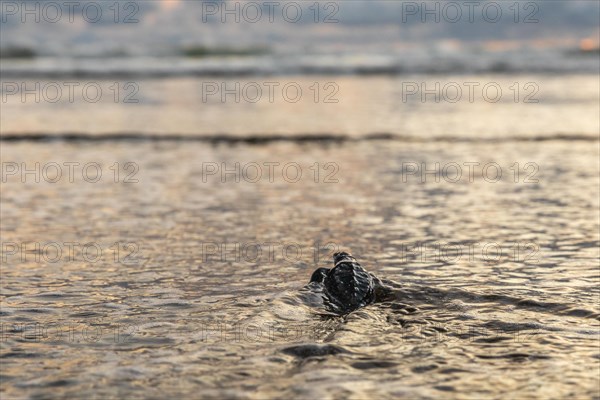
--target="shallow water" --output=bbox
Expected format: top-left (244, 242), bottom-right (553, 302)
top-left (1, 139), bottom-right (598, 399)
top-left (2, 74), bottom-right (598, 139)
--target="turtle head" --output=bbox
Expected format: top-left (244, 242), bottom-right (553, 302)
top-left (333, 251), bottom-right (355, 265)
top-left (309, 267), bottom-right (329, 284)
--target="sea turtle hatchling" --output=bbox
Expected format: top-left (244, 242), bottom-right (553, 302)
top-left (309, 251), bottom-right (389, 314)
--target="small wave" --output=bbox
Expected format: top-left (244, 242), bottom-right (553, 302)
top-left (1, 61), bottom-right (598, 79)
top-left (386, 282), bottom-right (600, 321)
top-left (1, 133), bottom-right (597, 144)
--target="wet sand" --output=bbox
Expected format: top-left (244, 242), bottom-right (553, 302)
top-left (1, 138), bottom-right (598, 398)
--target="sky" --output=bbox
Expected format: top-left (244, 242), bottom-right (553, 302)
top-left (0, 0), bottom-right (598, 56)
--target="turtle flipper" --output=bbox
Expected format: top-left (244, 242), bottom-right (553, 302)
top-left (310, 267), bottom-right (330, 284)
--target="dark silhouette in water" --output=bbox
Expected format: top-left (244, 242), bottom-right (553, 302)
top-left (309, 252), bottom-right (387, 314)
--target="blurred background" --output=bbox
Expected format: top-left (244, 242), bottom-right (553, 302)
top-left (1, 0), bottom-right (599, 137)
